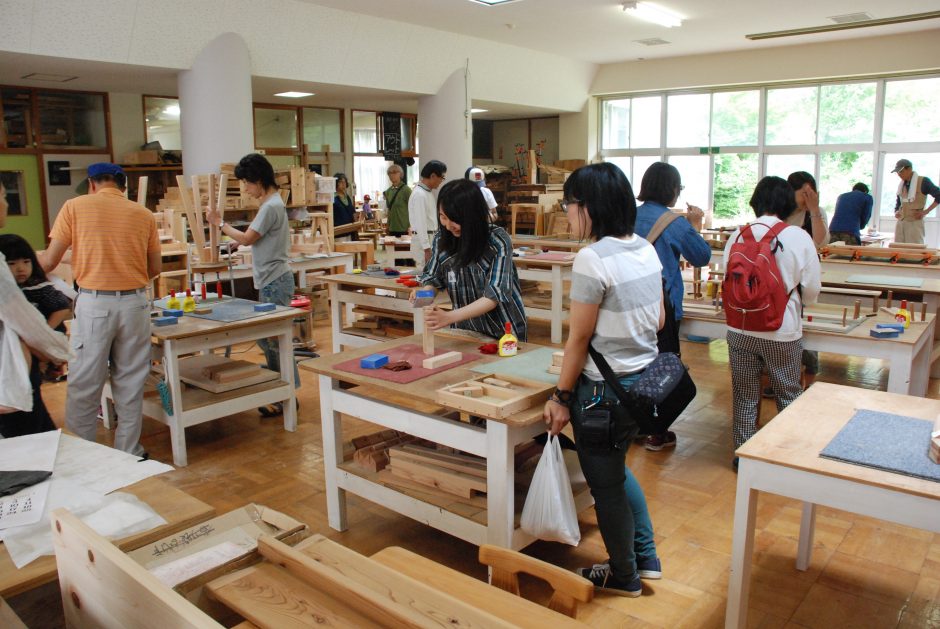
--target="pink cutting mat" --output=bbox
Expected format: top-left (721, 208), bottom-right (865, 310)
top-left (522, 252), bottom-right (576, 261)
top-left (334, 343), bottom-right (480, 384)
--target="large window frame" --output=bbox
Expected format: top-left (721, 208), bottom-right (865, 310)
top-left (1, 85), bottom-right (111, 154)
top-left (598, 73), bottom-right (940, 227)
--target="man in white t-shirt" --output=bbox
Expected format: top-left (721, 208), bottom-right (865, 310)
top-left (408, 160), bottom-right (447, 272)
top-left (467, 167), bottom-right (498, 220)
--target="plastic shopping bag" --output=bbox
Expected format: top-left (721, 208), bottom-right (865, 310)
top-left (520, 433), bottom-right (581, 546)
top-left (0, 325), bottom-right (32, 412)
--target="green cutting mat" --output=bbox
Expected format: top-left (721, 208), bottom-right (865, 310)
top-left (844, 274), bottom-right (924, 288)
top-left (470, 347), bottom-right (560, 384)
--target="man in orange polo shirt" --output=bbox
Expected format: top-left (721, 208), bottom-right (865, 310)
top-left (42, 163), bottom-right (161, 456)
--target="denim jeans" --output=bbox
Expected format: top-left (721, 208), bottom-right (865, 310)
top-left (570, 373), bottom-right (657, 580)
top-left (258, 271), bottom-right (300, 388)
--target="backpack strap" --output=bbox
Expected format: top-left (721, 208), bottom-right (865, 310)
top-left (645, 211), bottom-right (680, 245)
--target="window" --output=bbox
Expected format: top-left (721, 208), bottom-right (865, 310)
top-left (765, 154), bottom-right (815, 180)
top-left (1, 88), bottom-right (32, 148)
top-left (710, 91), bottom-right (758, 147)
top-left (819, 152), bottom-right (873, 211)
top-left (631, 97), bottom-right (661, 149)
top-left (819, 83), bottom-right (875, 144)
top-left (353, 110), bottom-right (420, 202)
top-left (713, 153), bottom-right (759, 223)
top-left (667, 155), bottom-right (710, 209)
top-left (666, 94), bottom-right (709, 148)
top-left (602, 99), bottom-right (630, 149)
top-left (253, 105), bottom-right (298, 151)
top-left (879, 152), bottom-right (940, 217)
top-left (882, 77), bottom-right (940, 143)
top-left (143, 96), bottom-right (181, 150)
top-left (765, 87), bottom-right (817, 146)
top-left (353, 110), bottom-right (378, 153)
top-left (302, 107), bottom-right (342, 153)
top-left (36, 90), bottom-right (107, 150)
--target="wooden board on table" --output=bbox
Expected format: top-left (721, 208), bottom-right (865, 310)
top-left (844, 274), bottom-right (925, 288)
top-left (436, 373), bottom-right (553, 419)
top-left (178, 354), bottom-right (278, 393)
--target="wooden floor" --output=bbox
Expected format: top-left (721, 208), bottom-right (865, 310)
top-left (38, 315), bottom-right (940, 628)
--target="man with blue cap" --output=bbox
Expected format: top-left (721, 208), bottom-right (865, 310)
top-left (42, 162), bottom-right (161, 457)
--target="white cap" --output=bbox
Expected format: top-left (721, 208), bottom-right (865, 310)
top-left (469, 167), bottom-right (485, 183)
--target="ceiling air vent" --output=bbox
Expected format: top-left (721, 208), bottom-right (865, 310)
top-left (633, 37), bottom-right (670, 46)
top-left (828, 12), bottom-right (872, 24)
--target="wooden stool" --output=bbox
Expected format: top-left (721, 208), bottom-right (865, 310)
top-left (509, 203), bottom-right (543, 236)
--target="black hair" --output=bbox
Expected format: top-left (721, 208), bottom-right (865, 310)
top-left (334, 172), bottom-right (349, 186)
top-left (89, 173), bottom-right (127, 189)
top-left (420, 160), bottom-right (447, 179)
top-left (0, 234), bottom-right (47, 287)
top-left (637, 161), bottom-right (681, 206)
top-left (234, 153), bottom-right (277, 190)
top-left (749, 176), bottom-right (797, 220)
top-left (562, 162), bottom-right (636, 240)
top-left (464, 166), bottom-right (473, 179)
top-left (436, 179), bottom-right (491, 266)
top-left (852, 182), bottom-right (870, 194)
top-left (786, 171), bottom-right (817, 192)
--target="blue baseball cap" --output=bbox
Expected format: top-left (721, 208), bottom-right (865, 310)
top-left (87, 162), bottom-right (125, 178)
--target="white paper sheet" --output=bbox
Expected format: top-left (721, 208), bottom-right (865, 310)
top-left (53, 434), bottom-right (173, 494)
top-left (0, 430), bottom-right (60, 530)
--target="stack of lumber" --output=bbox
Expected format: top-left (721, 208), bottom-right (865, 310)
top-left (350, 430), bottom-right (421, 472)
top-left (202, 360), bottom-right (262, 384)
top-left (385, 445), bottom-right (487, 499)
top-left (349, 306), bottom-right (414, 337)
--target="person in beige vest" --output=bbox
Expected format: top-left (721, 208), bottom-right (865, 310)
top-left (893, 158), bottom-right (940, 245)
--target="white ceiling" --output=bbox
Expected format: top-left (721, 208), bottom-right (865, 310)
top-left (1, 1), bottom-right (938, 119)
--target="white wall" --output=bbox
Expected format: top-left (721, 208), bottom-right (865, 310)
top-left (42, 153), bottom-right (110, 225)
top-left (492, 120), bottom-right (529, 168)
top-left (559, 97), bottom-right (597, 163)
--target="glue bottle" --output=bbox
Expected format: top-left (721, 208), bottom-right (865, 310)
top-left (896, 300), bottom-right (911, 329)
top-left (498, 322), bottom-right (518, 357)
top-left (182, 289), bottom-right (196, 313)
top-left (166, 290), bottom-right (180, 310)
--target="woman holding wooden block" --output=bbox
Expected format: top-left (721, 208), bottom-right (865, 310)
top-left (411, 179), bottom-right (526, 341)
top-left (543, 162), bottom-right (664, 598)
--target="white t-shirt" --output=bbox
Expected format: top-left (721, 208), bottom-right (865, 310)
top-left (570, 235), bottom-right (662, 381)
top-left (722, 216), bottom-right (822, 342)
top-left (408, 183), bottom-right (438, 251)
top-left (480, 187), bottom-right (497, 211)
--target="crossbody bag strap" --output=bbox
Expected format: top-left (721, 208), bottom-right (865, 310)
top-left (645, 211), bottom-right (680, 245)
top-left (588, 344), bottom-right (634, 406)
top-left (386, 184), bottom-right (404, 209)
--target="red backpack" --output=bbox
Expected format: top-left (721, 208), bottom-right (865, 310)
top-left (722, 221), bottom-right (795, 332)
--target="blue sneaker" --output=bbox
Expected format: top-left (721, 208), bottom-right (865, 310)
top-left (636, 556), bottom-right (662, 579)
top-left (577, 563), bottom-right (642, 597)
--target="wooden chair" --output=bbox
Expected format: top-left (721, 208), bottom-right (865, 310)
top-left (509, 203), bottom-right (544, 236)
top-left (478, 544), bottom-right (593, 619)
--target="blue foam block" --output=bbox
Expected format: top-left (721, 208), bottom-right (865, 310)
top-left (360, 354), bottom-right (389, 369)
top-left (412, 289), bottom-right (435, 308)
top-left (154, 316), bottom-right (178, 326)
top-left (875, 322), bottom-right (905, 331)
top-left (253, 302), bottom-right (277, 312)
top-left (162, 309), bottom-right (183, 318)
top-left (870, 329), bottom-right (900, 339)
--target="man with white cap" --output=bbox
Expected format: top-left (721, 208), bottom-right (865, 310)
top-left (42, 162), bottom-right (160, 457)
top-left (892, 158), bottom-right (940, 245)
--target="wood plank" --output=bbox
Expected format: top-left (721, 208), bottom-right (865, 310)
top-left (390, 446), bottom-right (487, 479)
top-left (387, 457), bottom-right (486, 498)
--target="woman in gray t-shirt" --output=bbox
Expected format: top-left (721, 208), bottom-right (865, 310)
top-left (207, 153), bottom-right (298, 417)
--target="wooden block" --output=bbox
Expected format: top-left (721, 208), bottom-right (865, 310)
top-left (212, 363), bottom-right (262, 384)
top-left (547, 365), bottom-right (562, 375)
top-left (423, 317), bottom-right (435, 356)
top-left (551, 351), bottom-right (564, 367)
top-left (352, 319), bottom-right (381, 329)
top-left (449, 385), bottom-right (483, 397)
top-left (387, 457), bottom-right (486, 498)
top-left (482, 377), bottom-right (513, 389)
top-left (193, 307), bottom-right (213, 315)
top-left (422, 351), bottom-right (461, 370)
top-left (351, 429), bottom-right (400, 450)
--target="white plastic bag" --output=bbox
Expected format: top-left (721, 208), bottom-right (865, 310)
top-left (520, 433), bottom-right (581, 546)
top-left (0, 324), bottom-right (32, 412)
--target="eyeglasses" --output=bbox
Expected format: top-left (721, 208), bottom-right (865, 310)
top-left (560, 199), bottom-right (581, 212)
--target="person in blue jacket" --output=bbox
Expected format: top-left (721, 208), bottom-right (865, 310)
top-left (828, 183), bottom-right (873, 245)
top-left (633, 162), bottom-right (711, 451)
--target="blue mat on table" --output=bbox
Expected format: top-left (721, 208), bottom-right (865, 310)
top-left (819, 409), bottom-right (940, 482)
top-left (153, 297), bottom-right (289, 323)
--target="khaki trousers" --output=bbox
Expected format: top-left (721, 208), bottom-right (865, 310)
top-left (894, 219), bottom-right (925, 245)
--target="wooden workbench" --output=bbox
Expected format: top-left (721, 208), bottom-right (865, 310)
top-left (513, 254), bottom-right (573, 344)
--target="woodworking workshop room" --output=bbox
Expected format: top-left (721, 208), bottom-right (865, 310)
top-left (2, 0), bottom-right (940, 627)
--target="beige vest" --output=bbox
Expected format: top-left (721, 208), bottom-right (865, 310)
top-left (899, 173), bottom-right (927, 221)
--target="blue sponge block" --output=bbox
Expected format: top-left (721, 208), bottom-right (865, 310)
top-left (360, 354), bottom-right (389, 369)
top-left (154, 316), bottom-right (179, 326)
top-left (412, 289), bottom-right (436, 308)
top-left (870, 328), bottom-right (900, 339)
top-left (162, 309), bottom-right (184, 318)
top-left (875, 322), bottom-right (905, 332)
top-left (254, 302), bottom-right (277, 312)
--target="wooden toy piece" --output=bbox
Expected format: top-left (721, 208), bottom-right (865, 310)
top-left (552, 351), bottom-right (564, 367)
top-left (352, 318), bottom-right (380, 329)
top-left (154, 316), bottom-right (178, 326)
top-left (449, 385), bottom-right (484, 398)
top-left (873, 294), bottom-right (880, 313)
top-left (175, 175), bottom-right (205, 250)
top-left (412, 289), bottom-right (436, 309)
top-left (482, 377), bottom-right (513, 389)
top-left (853, 299), bottom-right (861, 320)
top-left (423, 315), bottom-right (435, 356)
top-left (190, 175), bottom-right (208, 252)
top-left (435, 373), bottom-right (554, 419)
top-left (193, 307), bottom-right (213, 315)
top-left (360, 354), bottom-right (390, 369)
top-left (886, 290), bottom-right (893, 309)
top-left (254, 302), bottom-right (277, 312)
top-left (547, 365), bottom-right (562, 375)
top-left (842, 307), bottom-right (847, 327)
top-left (929, 415), bottom-right (940, 465)
top-left (922, 302), bottom-right (928, 322)
top-left (422, 351), bottom-right (462, 370)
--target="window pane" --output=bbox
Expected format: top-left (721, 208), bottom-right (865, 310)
top-left (713, 153), bottom-right (759, 224)
top-left (880, 153), bottom-right (940, 217)
top-left (144, 96), bottom-right (181, 151)
top-left (602, 99), bottom-right (630, 149)
top-left (711, 91), bottom-right (758, 147)
top-left (668, 155), bottom-right (711, 210)
top-left (882, 78), bottom-right (940, 143)
top-left (667, 94), bottom-right (709, 148)
top-left (765, 86), bottom-right (817, 145)
top-left (631, 97), bottom-right (661, 148)
top-left (765, 154), bottom-right (815, 180)
top-left (302, 108), bottom-right (341, 152)
top-left (818, 83), bottom-right (874, 144)
top-left (1, 88), bottom-right (32, 148)
top-left (819, 151), bottom-right (873, 212)
top-left (37, 91), bottom-right (107, 149)
top-left (631, 156), bottom-right (660, 190)
top-left (254, 107), bottom-right (297, 149)
top-left (353, 111), bottom-right (377, 153)
top-left (604, 157), bottom-right (631, 180)
top-left (401, 116), bottom-right (415, 153)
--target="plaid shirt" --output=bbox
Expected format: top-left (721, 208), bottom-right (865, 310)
top-left (419, 225), bottom-right (527, 341)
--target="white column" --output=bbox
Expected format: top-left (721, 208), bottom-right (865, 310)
top-left (178, 33), bottom-right (254, 176)
top-left (418, 67), bottom-right (472, 177)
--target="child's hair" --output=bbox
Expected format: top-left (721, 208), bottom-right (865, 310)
top-left (0, 234), bottom-right (47, 286)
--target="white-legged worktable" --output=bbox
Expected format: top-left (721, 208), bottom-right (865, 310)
top-left (513, 255), bottom-right (573, 344)
top-left (301, 333), bottom-right (593, 549)
top-left (725, 383), bottom-right (940, 628)
top-left (192, 252), bottom-right (354, 289)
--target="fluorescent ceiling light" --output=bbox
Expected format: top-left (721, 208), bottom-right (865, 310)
top-left (467, 0), bottom-right (522, 5)
top-left (622, 2), bottom-right (683, 28)
top-left (275, 91), bottom-right (314, 98)
top-left (471, 108), bottom-right (488, 113)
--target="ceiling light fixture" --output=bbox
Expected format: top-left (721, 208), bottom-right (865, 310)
top-left (20, 72), bottom-right (77, 82)
top-left (275, 91), bottom-right (314, 98)
top-left (622, 2), bottom-right (683, 28)
top-left (467, 0), bottom-right (522, 6)
top-left (746, 10), bottom-right (940, 40)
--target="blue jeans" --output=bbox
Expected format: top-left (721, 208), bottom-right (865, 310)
top-left (570, 373), bottom-right (657, 580)
top-left (258, 271), bottom-right (300, 388)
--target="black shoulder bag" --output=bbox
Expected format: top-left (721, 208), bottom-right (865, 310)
top-left (588, 345), bottom-right (696, 436)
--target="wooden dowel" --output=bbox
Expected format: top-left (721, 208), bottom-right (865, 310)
top-left (922, 302), bottom-right (928, 322)
top-left (208, 173), bottom-right (218, 262)
top-left (842, 307), bottom-right (847, 327)
top-left (853, 299), bottom-right (861, 320)
top-left (886, 290), bottom-right (893, 309)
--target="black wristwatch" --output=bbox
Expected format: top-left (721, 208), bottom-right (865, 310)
top-left (552, 388), bottom-right (575, 406)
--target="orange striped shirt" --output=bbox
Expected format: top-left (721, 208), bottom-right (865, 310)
top-left (50, 188), bottom-right (159, 290)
